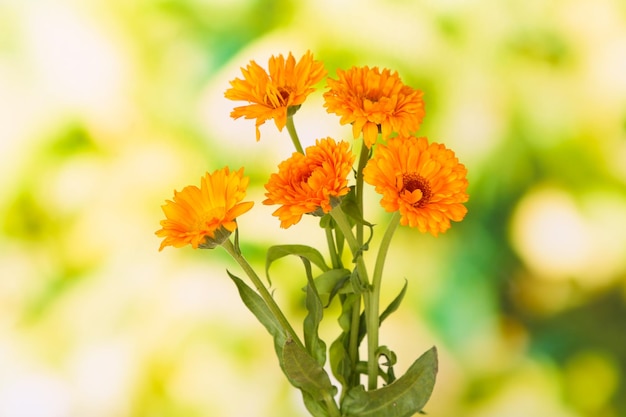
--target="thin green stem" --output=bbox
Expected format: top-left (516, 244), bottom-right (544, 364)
top-left (286, 115), bottom-right (304, 154)
top-left (325, 226), bottom-right (340, 269)
top-left (221, 239), bottom-right (305, 350)
top-left (354, 138), bottom-right (384, 390)
top-left (329, 206), bottom-right (369, 287)
top-left (372, 212), bottom-right (401, 296)
top-left (365, 212), bottom-right (401, 390)
top-left (330, 205), bottom-right (377, 390)
top-left (348, 293), bottom-right (361, 386)
top-left (322, 392), bottom-right (342, 417)
top-left (355, 140), bottom-right (370, 245)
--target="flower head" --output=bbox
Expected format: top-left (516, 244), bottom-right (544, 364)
top-left (263, 138), bottom-right (355, 228)
top-left (363, 136), bottom-right (468, 236)
top-left (225, 51), bottom-right (327, 141)
top-left (323, 66), bottom-right (425, 148)
top-left (156, 167), bottom-right (254, 250)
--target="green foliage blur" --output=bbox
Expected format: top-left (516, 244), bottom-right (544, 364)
top-left (1, 0), bottom-right (625, 416)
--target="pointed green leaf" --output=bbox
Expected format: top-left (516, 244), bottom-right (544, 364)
top-left (379, 279), bottom-right (408, 323)
top-left (355, 280), bottom-right (408, 347)
top-left (226, 270), bottom-right (287, 360)
top-left (266, 244), bottom-right (331, 283)
top-left (341, 347), bottom-right (438, 417)
top-left (283, 339), bottom-right (337, 401)
top-left (302, 258), bottom-right (327, 366)
top-left (329, 335), bottom-right (350, 390)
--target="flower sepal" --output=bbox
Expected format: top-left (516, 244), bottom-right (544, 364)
top-left (198, 225), bottom-right (234, 249)
top-left (287, 104), bottom-right (302, 117)
top-left (309, 195), bottom-right (344, 218)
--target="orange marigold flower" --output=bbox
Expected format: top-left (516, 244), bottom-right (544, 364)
top-left (263, 137), bottom-right (355, 228)
top-left (156, 167), bottom-right (254, 250)
top-left (225, 51), bottom-right (327, 141)
top-left (363, 136), bottom-right (468, 236)
top-left (323, 66), bottom-right (425, 148)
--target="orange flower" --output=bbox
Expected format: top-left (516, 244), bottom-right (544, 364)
top-left (363, 136), bottom-right (468, 236)
top-left (263, 138), bottom-right (355, 228)
top-left (323, 66), bottom-right (425, 148)
top-left (225, 51), bottom-right (327, 141)
top-left (156, 167), bottom-right (254, 250)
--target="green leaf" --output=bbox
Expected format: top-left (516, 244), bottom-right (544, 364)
top-left (314, 268), bottom-right (352, 307)
top-left (379, 279), bottom-right (408, 323)
top-left (376, 346), bottom-right (398, 384)
top-left (319, 213), bottom-right (333, 229)
top-left (302, 391), bottom-right (331, 417)
top-left (338, 187), bottom-right (358, 227)
top-left (355, 280), bottom-right (409, 347)
top-left (302, 259), bottom-right (327, 366)
top-left (341, 347), bottom-right (438, 417)
top-left (329, 293), bottom-right (360, 396)
top-left (340, 189), bottom-right (374, 249)
top-left (350, 267), bottom-right (369, 295)
top-left (329, 335), bottom-right (350, 390)
top-left (226, 270), bottom-right (287, 362)
top-left (230, 267), bottom-right (337, 416)
top-left (283, 339), bottom-right (337, 401)
top-left (266, 244), bottom-right (331, 283)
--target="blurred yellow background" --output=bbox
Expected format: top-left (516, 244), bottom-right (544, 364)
top-left (1, 0), bottom-right (626, 416)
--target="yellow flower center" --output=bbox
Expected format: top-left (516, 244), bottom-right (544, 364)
top-left (399, 174), bottom-right (431, 207)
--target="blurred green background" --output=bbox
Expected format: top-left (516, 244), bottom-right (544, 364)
top-left (1, 0), bottom-right (625, 416)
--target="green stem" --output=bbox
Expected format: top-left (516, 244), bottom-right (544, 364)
top-left (325, 226), bottom-right (340, 270)
top-left (366, 212), bottom-right (401, 390)
top-left (372, 212), bottom-right (401, 298)
top-left (329, 206), bottom-right (369, 287)
top-left (221, 239), bottom-right (305, 350)
top-left (286, 115), bottom-right (304, 154)
top-left (330, 206), bottom-right (377, 390)
top-left (354, 139), bottom-right (384, 390)
top-left (355, 139), bottom-right (370, 245)
top-left (348, 293), bottom-right (361, 386)
top-left (322, 392), bottom-right (342, 417)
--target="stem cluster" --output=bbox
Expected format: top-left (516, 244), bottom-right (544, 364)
top-left (218, 115), bottom-right (436, 417)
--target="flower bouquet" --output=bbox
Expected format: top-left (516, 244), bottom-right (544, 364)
top-left (156, 51), bottom-right (468, 417)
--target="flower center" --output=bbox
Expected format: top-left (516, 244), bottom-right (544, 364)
top-left (364, 93), bottom-right (380, 103)
top-left (195, 208), bottom-right (225, 232)
top-left (278, 87), bottom-right (291, 103)
top-left (399, 174), bottom-right (431, 207)
top-left (265, 85), bottom-right (292, 108)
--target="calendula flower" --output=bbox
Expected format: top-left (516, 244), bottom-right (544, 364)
top-left (323, 66), bottom-right (425, 148)
top-left (264, 138), bottom-right (355, 228)
top-left (225, 51), bottom-right (327, 141)
top-left (156, 167), bottom-right (254, 250)
top-left (363, 136), bottom-right (468, 236)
